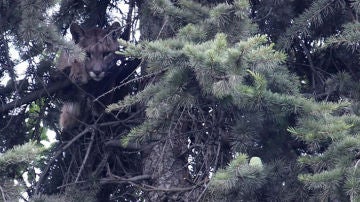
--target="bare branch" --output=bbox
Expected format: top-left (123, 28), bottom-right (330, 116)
top-left (75, 130), bottom-right (95, 182)
top-left (0, 80), bottom-right (71, 113)
top-left (0, 185), bottom-right (6, 202)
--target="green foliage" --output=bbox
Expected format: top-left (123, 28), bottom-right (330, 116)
top-left (279, 0), bottom-right (346, 49)
top-left (205, 154), bottom-right (266, 201)
top-left (345, 167), bottom-right (360, 202)
top-left (14, 0), bottom-right (53, 42)
top-left (324, 72), bottom-right (360, 100)
top-left (151, 0), bottom-right (209, 24)
top-left (3, 0), bottom-right (360, 201)
top-left (289, 112), bottom-right (360, 200)
top-left (0, 142), bottom-right (42, 201)
top-left (325, 22), bottom-right (360, 50)
top-left (108, 1), bottom-right (327, 201)
top-left (151, 0), bottom-right (256, 42)
top-left (0, 142), bottom-right (42, 171)
top-left (9, 0), bottom-right (72, 52)
top-left (109, 1), bottom-right (360, 200)
top-left (109, 30), bottom-right (300, 145)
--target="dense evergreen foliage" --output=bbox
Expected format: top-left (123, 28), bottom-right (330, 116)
top-left (1, 0), bottom-right (360, 201)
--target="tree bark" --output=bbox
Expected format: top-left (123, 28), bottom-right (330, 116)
top-left (143, 141), bottom-right (194, 201)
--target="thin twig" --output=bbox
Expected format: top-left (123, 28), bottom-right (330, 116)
top-left (157, 16), bottom-right (168, 39)
top-left (298, 38), bottom-right (316, 90)
top-left (102, 174), bottom-right (151, 183)
top-left (253, 8), bottom-right (273, 22)
top-left (58, 174), bottom-right (151, 189)
top-left (57, 181), bottom-right (87, 189)
top-left (139, 179), bottom-right (206, 192)
top-left (0, 185), bottom-right (6, 202)
top-left (196, 140), bottom-right (221, 202)
top-left (75, 130), bottom-right (96, 182)
top-left (95, 68), bottom-right (167, 102)
top-left (92, 153), bottom-right (109, 177)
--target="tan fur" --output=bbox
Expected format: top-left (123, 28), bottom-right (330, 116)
top-left (57, 50), bottom-right (89, 84)
top-left (59, 102), bottom-right (81, 130)
top-left (69, 60), bottom-right (88, 84)
top-left (56, 22), bottom-right (120, 83)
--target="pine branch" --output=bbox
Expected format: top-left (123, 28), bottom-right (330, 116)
top-left (206, 154), bottom-right (266, 199)
top-left (325, 22), bottom-right (360, 50)
top-left (279, 0), bottom-right (346, 49)
top-left (0, 142), bottom-right (42, 171)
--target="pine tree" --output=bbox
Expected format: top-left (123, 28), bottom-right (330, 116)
top-left (259, 0), bottom-right (360, 201)
top-left (107, 0), bottom-right (316, 201)
top-left (279, 1), bottom-right (360, 200)
top-left (2, 0), bottom-right (360, 201)
top-left (1, 0), bottom-right (141, 201)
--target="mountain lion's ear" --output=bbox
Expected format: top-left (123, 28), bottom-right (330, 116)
top-left (108, 22), bottom-right (121, 40)
top-left (70, 23), bottom-right (85, 44)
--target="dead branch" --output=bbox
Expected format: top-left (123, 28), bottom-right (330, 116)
top-left (0, 80), bottom-right (71, 113)
top-left (75, 130), bottom-right (96, 182)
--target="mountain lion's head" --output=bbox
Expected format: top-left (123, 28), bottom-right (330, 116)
top-left (70, 22), bottom-right (120, 81)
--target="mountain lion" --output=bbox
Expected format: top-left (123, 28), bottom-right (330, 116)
top-left (58, 22), bottom-right (121, 130)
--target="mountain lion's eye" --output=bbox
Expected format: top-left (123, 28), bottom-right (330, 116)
top-left (103, 52), bottom-right (111, 57)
